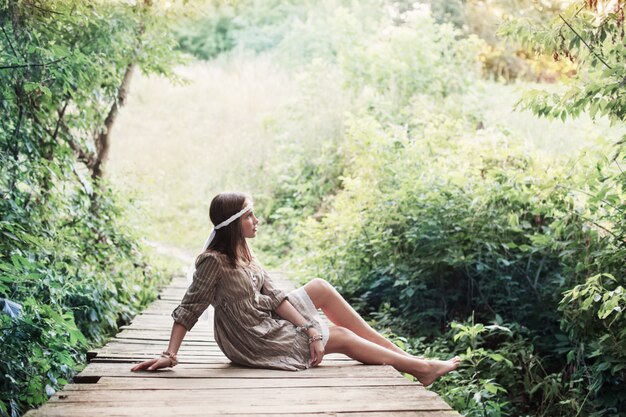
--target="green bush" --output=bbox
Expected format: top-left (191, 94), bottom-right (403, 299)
top-left (0, 157), bottom-right (168, 415)
top-left (559, 272), bottom-right (626, 414)
top-left (175, 13), bottom-right (238, 60)
top-left (429, 317), bottom-right (571, 417)
top-left (285, 107), bottom-right (624, 415)
top-left (174, 0), bottom-right (326, 60)
top-left (292, 112), bottom-right (593, 330)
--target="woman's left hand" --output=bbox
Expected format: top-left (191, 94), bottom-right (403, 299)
top-left (309, 339), bottom-right (325, 367)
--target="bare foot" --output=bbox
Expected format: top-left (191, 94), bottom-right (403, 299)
top-left (411, 357), bottom-right (461, 386)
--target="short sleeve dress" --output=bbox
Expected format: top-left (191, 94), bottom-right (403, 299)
top-left (171, 251), bottom-right (330, 371)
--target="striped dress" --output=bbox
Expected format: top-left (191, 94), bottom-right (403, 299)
top-left (171, 251), bottom-right (329, 371)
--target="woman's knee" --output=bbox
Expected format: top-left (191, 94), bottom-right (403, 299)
top-left (327, 326), bottom-right (356, 352)
top-left (311, 278), bottom-right (331, 291)
top-left (305, 278), bottom-right (334, 308)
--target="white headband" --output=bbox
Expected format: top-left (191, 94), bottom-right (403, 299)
top-left (200, 204), bottom-right (254, 252)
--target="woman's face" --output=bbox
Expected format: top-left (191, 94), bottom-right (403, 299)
top-left (240, 205), bottom-right (259, 239)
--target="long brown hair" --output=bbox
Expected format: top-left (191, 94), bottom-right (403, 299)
top-left (204, 192), bottom-right (253, 267)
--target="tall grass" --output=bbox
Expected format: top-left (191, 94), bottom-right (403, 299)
top-left (108, 54), bottom-right (297, 255)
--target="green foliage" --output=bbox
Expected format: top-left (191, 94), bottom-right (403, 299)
top-left (499, 4), bottom-right (626, 414)
top-left (288, 106), bottom-right (624, 415)
top-left (175, 0), bottom-right (389, 68)
top-left (499, 1), bottom-right (626, 126)
top-left (337, 10), bottom-right (483, 111)
top-left (254, 140), bottom-right (344, 264)
top-left (175, 11), bottom-right (238, 60)
top-left (0, 1), bottom-right (181, 415)
top-left (559, 273), bottom-right (626, 414)
top-left (0, 299), bottom-right (87, 414)
top-left (174, 0), bottom-right (324, 59)
top-left (293, 111), bottom-right (603, 335)
top-left (0, 161), bottom-right (166, 415)
top-left (441, 320), bottom-right (514, 417)
top-left (410, 0), bottom-right (576, 83)
top-left (431, 317), bottom-right (577, 417)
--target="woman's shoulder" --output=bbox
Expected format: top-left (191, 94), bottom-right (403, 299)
top-left (195, 250), bottom-right (229, 269)
top-left (248, 257), bottom-right (268, 274)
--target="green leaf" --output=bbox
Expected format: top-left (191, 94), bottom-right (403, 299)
top-left (484, 382), bottom-right (499, 394)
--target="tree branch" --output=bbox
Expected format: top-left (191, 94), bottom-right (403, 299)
top-left (580, 214), bottom-right (625, 246)
top-left (91, 62), bottom-right (136, 179)
top-left (13, 106), bottom-right (23, 142)
top-left (0, 57), bottom-right (66, 70)
top-left (559, 14), bottom-right (612, 70)
top-left (1, 26), bottom-right (18, 57)
top-left (67, 138), bottom-right (95, 167)
top-left (558, 184), bottom-right (621, 211)
top-left (52, 101), bottom-right (69, 142)
top-left (24, 1), bottom-right (65, 16)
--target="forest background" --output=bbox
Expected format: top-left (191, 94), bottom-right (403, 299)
top-left (1, 0), bottom-right (624, 416)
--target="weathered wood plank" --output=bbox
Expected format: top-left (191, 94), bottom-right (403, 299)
top-left (88, 353), bottom-right (354, 362)
top-left (75, 362), bottom-right (399, 379)
top-left (94, 344), bottom-right (218, 353)
top-left (62, 376), bottom-right (414, 390)
top-left (35, 387), bottom-right (452, 414)
top-left (27, 408), bottom-right (459, 417)
top-left (104, 337), bottom-right (215, 346)
top-left (48, 386), bottom-right (444, 403)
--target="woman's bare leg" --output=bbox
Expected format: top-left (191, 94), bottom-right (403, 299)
top-left (325, 326), bottom-right (460, 386)
top-left (304, 278), bottom-right (408, 356)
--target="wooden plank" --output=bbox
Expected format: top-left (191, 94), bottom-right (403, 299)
top-left (105, 338), bottom-right (215, 346)
top-left (90, 353), bottom-right (354, 363)
top-left (75, 362), bottom-right (400, 379)
top-left (62, 376), bottom-right (415, 390)
top-left (98, 338), bottom-right (217, 349)
top-left (26, 408), bottom-right (459, 417)
top-left (92, 344), bottom-right (351, 358)
top-left (91, 344), bottom-right (223, 353)
top-left (112, 333), bottom-right (213, 342)
top-left (48, 385), bottom-right (445, 402)
top-left (26, 401), bottom-right (451, 415)
top-left (39, 386), bottom-right (452, 414)
top-left (89, 357), bottom-right (233, 364)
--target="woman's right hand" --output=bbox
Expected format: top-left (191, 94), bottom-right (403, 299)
top-left (130, 356), bottom-right (173, 372)
top-left (309, 339), bottom-right (325, 367)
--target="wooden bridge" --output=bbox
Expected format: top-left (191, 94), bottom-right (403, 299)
top-left (25, 274), bottom-right (460, 417)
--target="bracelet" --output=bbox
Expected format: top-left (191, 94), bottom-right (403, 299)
top-left (161, 351), bottom-right (178, 367)
top-left (295, 321), bottom-right (315, 333)
top-left (308, 334), bottom-right (323, 344)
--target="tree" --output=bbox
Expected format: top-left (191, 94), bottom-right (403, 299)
top-left (1, 0), bottom-right (183, 182)
top-left (499, 0), bottom-right (625, 132)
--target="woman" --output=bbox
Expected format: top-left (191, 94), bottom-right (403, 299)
top-left (131, 192), bottom-right (460, 385)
